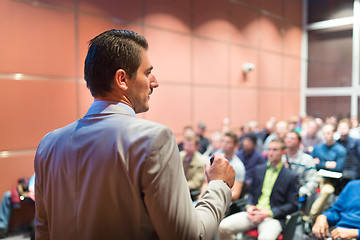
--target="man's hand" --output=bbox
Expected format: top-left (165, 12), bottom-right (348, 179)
top-left (251, 209), bottom-right (270, 224)
top-left (312, 215), bottom-right (329, 238)
top-left (246, 206), bottom-right (270, 224)
top-left (247, 205), bottom-right (258, 223)
top-left (205, 152), bottom-right (235, 188)
top-left (313, 157), bottom-right (320, 164)
top-left (331, 227), bottom-right (358, 239)
top-left (325, 161), bottom-right (337, 169)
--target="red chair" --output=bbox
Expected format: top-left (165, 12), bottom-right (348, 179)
top-left (244, 229), bottom-right (283, 240)
top-left (243, 211), bottom-right (300, 240)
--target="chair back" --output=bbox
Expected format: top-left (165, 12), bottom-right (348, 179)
top-left (282, 211), bottom-right (301, 240)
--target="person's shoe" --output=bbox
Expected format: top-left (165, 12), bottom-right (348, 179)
top-left (0, 228), bottom-right (8, 239)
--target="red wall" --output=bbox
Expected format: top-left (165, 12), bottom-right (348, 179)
top-left (0, 0), bottom-right (302, 194)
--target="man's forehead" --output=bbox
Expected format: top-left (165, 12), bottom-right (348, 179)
top-left (269, 142), bottom-right (281, 147)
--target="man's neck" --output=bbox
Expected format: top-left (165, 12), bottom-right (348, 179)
top-left (340, 135), bottom-right (348, 141)
top-left (286, 147), bottom-right (298, 157)
top-left (224, 152), bottom-right (234, 161)
top-left (307, 134), bottom-right (315, 139)
top-left (326, 140), bottom-right (335, 146)
top-left (270, 160), bottom-right (281, 168)
top-left (244, 149), bottom-right (254, 156)
top-left (95, 93), bottom-right (133, 110)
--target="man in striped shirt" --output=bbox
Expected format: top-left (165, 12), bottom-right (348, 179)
top-left (284, 130), bottom-right (318, 199)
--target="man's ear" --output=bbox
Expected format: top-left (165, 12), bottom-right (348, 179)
top-left (114, 69), bottom-right (128, 91)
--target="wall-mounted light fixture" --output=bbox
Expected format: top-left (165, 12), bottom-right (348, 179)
top-left (242, 63), bottom-right (255, 73)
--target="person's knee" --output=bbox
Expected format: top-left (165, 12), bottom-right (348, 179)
top-left (219, 221), bottom-right (235, 240)
top-left (257, 218), bottom-right (282, 240)
top-left (219, 212), bottom-right (249, 236)
top-left (321, 184), bottom-right (335, 195)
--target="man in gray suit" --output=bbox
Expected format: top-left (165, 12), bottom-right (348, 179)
top-left (34, 29), bottom-right (235, 240)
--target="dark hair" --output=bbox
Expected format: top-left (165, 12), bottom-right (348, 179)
top-left (288, 129), bottom-right (301, 142)
top-left (244, 133), bottom-right (257, 145)
top-left (225, 131), bottom-right (238, 145)
top-left (84, 29), bottom-right (148, 97)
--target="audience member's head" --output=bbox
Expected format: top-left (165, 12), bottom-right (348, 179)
top-left (275, 121), bottom-right (288, 140)
top-left (314, 117), bottom-right (324, 130)
top-left (242, 133), bottom-right (257, 153)
top-left (183, 135), bottom-right (200, 156)
top-left (264, 117), bottom-right (276, 133)
top-left (195, 122), bottom-right (206, 137)
top-left (306, 120), bottom-right (319, 138)
top-left (240, 123), bottom-right (250, 137)
top-left (325, 115), bottom-right (337, 127)
top-left (267, 138), bottom-right (286, 165)
top-left (248, 120), bottom-right (259, 133)
top-left (210, 131), bottom-right (223, 152)
top-left (222, 131), bottom-right (238, 157)
top-left (350, 117), bottom-right (359, 129)
top-left (322, 124), bottom-right (336, 145)
top-left (182, 125), bottom-right (195, 138)
top-left (285, 130), bottom-right (301, 150)
top-left (288, 116), bottom-right (299, 132)
top-left (337, 118), bottom-right (351, 140)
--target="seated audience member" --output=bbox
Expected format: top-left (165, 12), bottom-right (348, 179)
top-left (195, 122), bottom-right (210, 154)
top-left (200, 131), bottom-right (245, 201)
top-left (236, 133), bottom-right (266, 189)
top-left (221, 131), bottom-right (245, 201)
top-left (309, 124), bottom-right (346, 220)
top-left (238, 121), bottom-right (263, 153)
top-left (263, 121), bottom-right (288, 153)
top-left (336, 119), bottom-right (360, 181)
top-left (238, 123), bottom-right (250, 150)
top-left (301, 119), bottom-right (323, 154)
top-left (260, 117), bottom-right (276, 143)
top-left (219, 139), bottom-right (299, 240)
top-left (203, 131), bottom-right (223, 157)
top-left (288, 116), bottom-right (301, 134)
top-left (0, 174), bottom-right (35, 238)
top-left (325, 116), bottom-right (338, 127)
top-left (312, 180), bottom-right (360, 240)
top-left (180, 135), bottom-right (207, 196)
top-left (222, 117), bottom-right (231, 134)
top-left (284, 130), bottom-right (318, 209)
top-left (177, 125), bottom-right (194, 152)
top-left (349, 117), bottom-right (360, 139)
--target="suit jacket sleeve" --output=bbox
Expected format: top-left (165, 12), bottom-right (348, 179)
top-left (142, 126), bottom-right (232, 240)
top-left (34, 134), bottom-right (51, 240)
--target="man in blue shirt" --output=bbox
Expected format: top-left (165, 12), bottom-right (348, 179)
top-left (312, 180), bottom-right (360, 239)
top-left (309, 124), bottom-right (346, 220)
top-left (336, 119), bottom-right (360, 181)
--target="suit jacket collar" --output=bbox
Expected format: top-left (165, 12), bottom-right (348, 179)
top-left (84, 101), bottom-right (136, 117)
top-left (257, 162), bottom-right (285, 197)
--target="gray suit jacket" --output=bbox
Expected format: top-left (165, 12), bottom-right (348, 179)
top-left (34, 101), bottom-right (231, 240)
